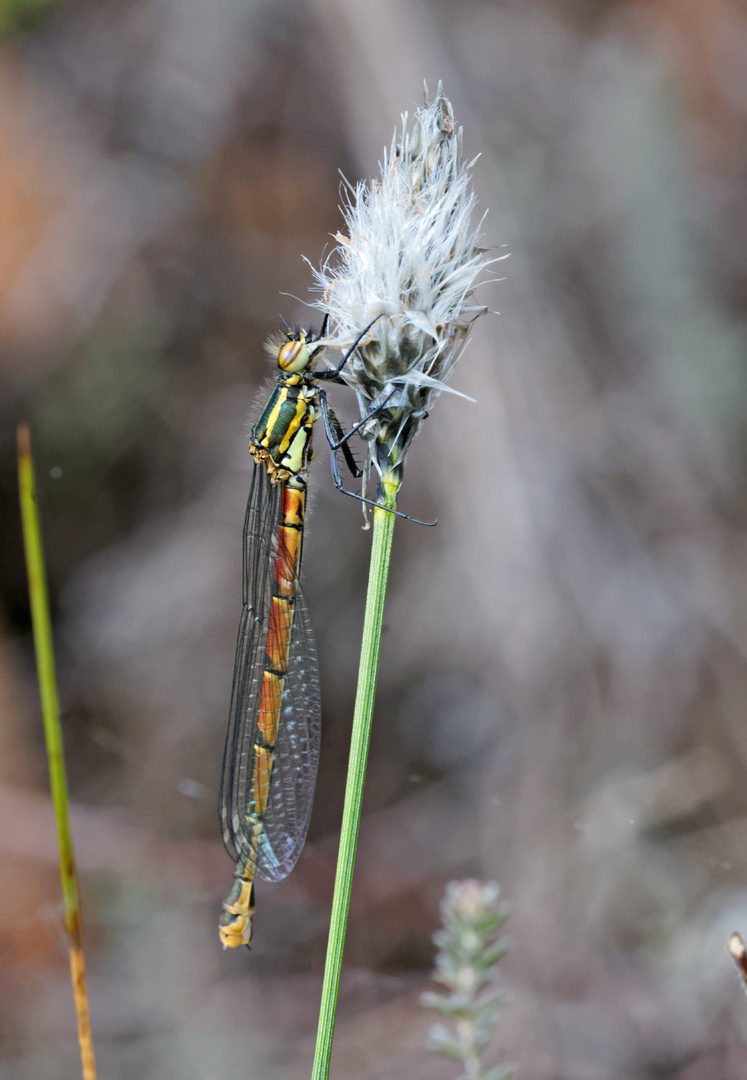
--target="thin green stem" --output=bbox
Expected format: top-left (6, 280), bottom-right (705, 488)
top-left (17, 423), bottom-right (97, 1080)
top-left (311, 482), bottom-right (398, 1080)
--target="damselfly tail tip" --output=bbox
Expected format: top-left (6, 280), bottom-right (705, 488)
top-left (218, 916), bottom-right (254, 950)
top-left (219, 879), bottom-right (255, 949)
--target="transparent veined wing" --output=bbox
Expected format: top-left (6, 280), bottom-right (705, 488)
top-left (255, 582), bottom-right (321, 880)
top-left (218, 463), bottom-right (322, 882)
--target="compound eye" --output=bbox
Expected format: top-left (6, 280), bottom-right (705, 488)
top-left (278, 335), bottom-right (310, 373)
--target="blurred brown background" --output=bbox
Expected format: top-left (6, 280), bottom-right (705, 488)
top-left (2, 0), bottom-right (747, 1077)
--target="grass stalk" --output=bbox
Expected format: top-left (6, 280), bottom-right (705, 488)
top-left (17, 423), bottom-right (97, 1080)
top-left (307, 84), bottom-right (491, 1079)
top-left (311, 480), bottom-right (398, 1080)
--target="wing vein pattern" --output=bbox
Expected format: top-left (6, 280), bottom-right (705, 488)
top-left (219, 465), bottom-right (321, 884)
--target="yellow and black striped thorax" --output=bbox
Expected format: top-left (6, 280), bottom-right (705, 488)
top-left (250, 371), bottom-right (319, 483)
top-left (250, 328), bottom-right (323, 483)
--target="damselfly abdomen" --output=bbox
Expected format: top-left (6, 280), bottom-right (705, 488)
top-left (218, 319), bottom-right (372, 948)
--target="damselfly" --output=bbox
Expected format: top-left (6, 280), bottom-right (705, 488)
top-left (218, 315), bottom-right (397, 948)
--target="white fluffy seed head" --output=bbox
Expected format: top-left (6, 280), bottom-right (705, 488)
top-left (311, 82), bottom-right (498, 492)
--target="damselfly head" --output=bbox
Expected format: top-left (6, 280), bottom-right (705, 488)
top-left (265, 326), bottom-right (327, 374)
top-left (278, 329), bottom-right (313, 373)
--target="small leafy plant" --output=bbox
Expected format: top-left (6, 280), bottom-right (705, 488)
top-left (422, 880), bottom-right (513, 1080)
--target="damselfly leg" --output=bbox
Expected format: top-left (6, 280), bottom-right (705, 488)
top-left (219, 313), bottom-right (434, 948)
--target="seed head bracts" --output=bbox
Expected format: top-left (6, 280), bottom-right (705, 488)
top-left (312, 82), bottom-right (501, 503)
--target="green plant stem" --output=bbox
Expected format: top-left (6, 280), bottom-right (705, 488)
top-left (17, 423), bottom-right (97, 1080)
top-left (312, 484), bottom-right (398, 1080)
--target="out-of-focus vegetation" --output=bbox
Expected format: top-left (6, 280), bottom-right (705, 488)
top-left (422, 880), bottom-right (512, 1080)
top-left (2, 1), bottom-right (747, 1078)
top-left (0, 0), bottom-right (57, 37)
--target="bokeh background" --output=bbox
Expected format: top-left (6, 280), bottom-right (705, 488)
top-left (2, 0), bottom-right (747, 1077)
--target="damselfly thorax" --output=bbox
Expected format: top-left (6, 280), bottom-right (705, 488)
top-left (218, 316), bottom-right (426, 949)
